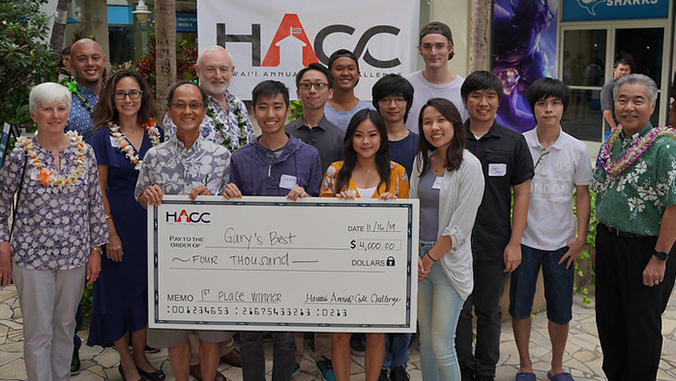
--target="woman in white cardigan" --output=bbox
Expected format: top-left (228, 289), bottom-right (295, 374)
top-left (411, 98), bottom-right (485, 380)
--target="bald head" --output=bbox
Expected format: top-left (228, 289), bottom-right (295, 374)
top-left (69, 39), bottom-right (106, 87)
top-left (195, 46), bottom-right (235, 96)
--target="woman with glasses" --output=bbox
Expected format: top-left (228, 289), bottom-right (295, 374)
top-left (88, 70), bottom-right (165, 381)
top-left (320, 109), bottom-right (409, 381)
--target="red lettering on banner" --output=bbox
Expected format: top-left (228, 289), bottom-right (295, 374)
top-left (261, 14), bottom-right (318, 67)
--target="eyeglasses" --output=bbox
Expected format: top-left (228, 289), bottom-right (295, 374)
top-left (534, 150), bottom-right (550, 172)
top-left (298, 82), bottom-right (328, 90)
top-left (169, 102), bottom-right (204, 111)
top-left (114, 90), bottom-right (143, 100)
top-left (378, 97), bottom-right (406, 106)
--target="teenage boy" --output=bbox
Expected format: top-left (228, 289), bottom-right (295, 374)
top-left (371, 74), bottom-right (418, 381)
top-left (510, 78), bottom-right (592, 381)
top-left (405, 21), bottom-right (469, 134)
top-left (223, 80), bottom-right (322, 381)
top-left (455, 71), bottom-right (533, 381)
top-left (325, 49), bottom-right (375, 131)
top-left (286, 63), bottom-right (344, 173)
top-left (135, 82), bottom-right (232, 381)
top-left (284, 63), bottom-right (341, 380)
top-left (372, 74), bottom-right (418, 178)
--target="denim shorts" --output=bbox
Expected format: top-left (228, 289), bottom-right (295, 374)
top-left (508, 244), bottom-right (573, 324)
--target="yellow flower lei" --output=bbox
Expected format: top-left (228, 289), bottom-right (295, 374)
top-left (17, 131), bottom-right (86, 186)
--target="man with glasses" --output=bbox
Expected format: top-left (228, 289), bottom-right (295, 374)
top-left (405, 22), bottom-right (469, 134)
top-left (509, 78), bottom-right (592, 381)
top-left (135, 81), bottom-right (232, 381)
top-left (163, 45), bottom-right (248, 380)
top-left (283, 63), bottom-right (342, 381)
top-left (286, 63), bottom-right (344, 173)
top-left (164, 45), bottom-right (255, 153)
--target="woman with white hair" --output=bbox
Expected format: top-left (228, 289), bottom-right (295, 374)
top-left (0, 82), bottom-right (108, 381)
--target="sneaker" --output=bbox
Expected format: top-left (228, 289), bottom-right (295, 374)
top-left (70, 347), bottom-right (80, 376)
top-left (378, 369), bottom-right (389, 381)
top-left (316, 357), bottom-right (336, 381)
top-left (350, 334), bottom-right (366, 357)
top-left (389, 366), bottom-right (410, 381)
top-left (293, 362), bottom-right (301, 375)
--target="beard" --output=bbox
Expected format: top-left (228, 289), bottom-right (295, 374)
top-left (201, 80), bottom-right (228, 96)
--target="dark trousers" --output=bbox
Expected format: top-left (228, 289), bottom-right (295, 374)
top-left (455, 259), bottom-right (508, 378)
top-left (595, 225), bottom-right (676, 381)
top-left (240, 331), bottom-right (295, 381)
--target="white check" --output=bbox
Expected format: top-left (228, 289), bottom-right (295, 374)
top-left (148, 196), bottom-right (419, 332)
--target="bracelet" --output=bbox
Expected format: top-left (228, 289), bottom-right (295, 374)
top-left (105, 213), bottom-right (112, 220)
top-left (426, 252), bottom-right (438, 262)
top-left (91, 247), bottom-right (103, 254)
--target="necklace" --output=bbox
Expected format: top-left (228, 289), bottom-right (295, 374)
top-left (108, 118), bottom-right (161, 170)
top-left (598, 125), bottom-right (676, 177)
top-left (66, 81), bottom-right (95, 116)
top-left (17, 131), bottom-right (86, 186)
top-left (207, 96), bottom-right (249, 151)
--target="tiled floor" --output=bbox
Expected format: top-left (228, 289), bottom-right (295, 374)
top-left (2, 284), bottom-right (676, 380)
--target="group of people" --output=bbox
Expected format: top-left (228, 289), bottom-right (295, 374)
top-left (0, 19), bottom-right (675, 381)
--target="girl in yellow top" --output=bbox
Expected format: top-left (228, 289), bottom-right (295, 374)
top-left (320, 109), bottom-right (408, 381)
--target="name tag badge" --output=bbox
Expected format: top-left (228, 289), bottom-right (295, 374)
top-left (432, 176), bottom-right (443, 190)
top-left (109, 136), bottom-right (120, 147)
top-left (488, 163), bottom-right (507, 177)
top-left (29, 169), bottom-right (39, 180)
top-left (279, 174), bottom-right (298, 190)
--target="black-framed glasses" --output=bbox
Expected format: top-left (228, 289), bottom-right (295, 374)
top-left (378, 97), bottom-right (406, 105)
top-left (298, 82), bottom-right (328, 90)
top-left (169, 102), bottom-right (204, 111)
top-left (114, 90), bottom-right (143, 100)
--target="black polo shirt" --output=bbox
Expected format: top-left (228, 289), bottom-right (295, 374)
top-left (285, 115), bottom-right (344, 173)
top-left (465, 121), bottom-right (534, 261)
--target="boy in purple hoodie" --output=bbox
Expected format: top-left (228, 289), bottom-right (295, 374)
top-left (222, 80), bottom-right (321, 381)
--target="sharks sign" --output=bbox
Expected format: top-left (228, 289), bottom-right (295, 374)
top-left (197, 0), bottom-right (419, 101)
top-left (562, 0), bottom-right (669, 21)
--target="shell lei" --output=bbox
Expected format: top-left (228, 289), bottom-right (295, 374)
top-left (108, 118), bottom-right (161, 170)
top-left (597, 125), bottom-right (676, 177)
top-left (17, 131), bottom-right (86, 186)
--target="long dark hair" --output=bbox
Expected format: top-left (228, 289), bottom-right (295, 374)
top-left (336, 109), bottom-right (391, 193)
top-left (93, 69), bottom-right (157, 129)
top-left (416, 98), bottom-right (465, 176)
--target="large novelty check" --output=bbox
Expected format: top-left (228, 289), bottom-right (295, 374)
top-left (148, 196), bottom-right (419, 332)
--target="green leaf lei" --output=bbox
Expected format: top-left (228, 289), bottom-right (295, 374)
top-left (207, 97), bottom-right (248, 151)
top-left (66, 81), bottom-right (94, 116)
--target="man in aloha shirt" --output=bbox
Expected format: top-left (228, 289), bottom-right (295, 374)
top-left (65, 38), bottom-right (106, 143)
top-left (592, 74), bottom-right (676, 381)
top-left (163, 45), bottom-right (255, 153)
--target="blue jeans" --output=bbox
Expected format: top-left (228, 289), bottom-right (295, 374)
top-left (509, 245), bottom-right (573, 324)
top-left (240, 331), bottom-right (295, 381)
top-left (382, 333), bottom-right (412, 369)
top-left (418, 242), bottom-right (464, 380)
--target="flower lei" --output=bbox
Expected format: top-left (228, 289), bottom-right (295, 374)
top-left (597, 125), bottom-right (676, 177)
top-left (66, 81), bottom-right (94, 116)
top-left (108, 118), bottom-right (161, 170)
top-left (207, 97), bottom-right (249, 151)
top-left (17, 131), bottom-right (86, 186)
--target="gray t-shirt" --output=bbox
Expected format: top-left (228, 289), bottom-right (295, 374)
top-left (600, 78), bottom-right (617, 130)
top-left (418, 169), bottom-right (440, 242)
top-left (324, 100), bottom-right (375, 131)
top-left (404, 70), bottom-right (469, 133)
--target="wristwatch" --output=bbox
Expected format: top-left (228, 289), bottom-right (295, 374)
top-left (654, 250), bottom-right (669, 262)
